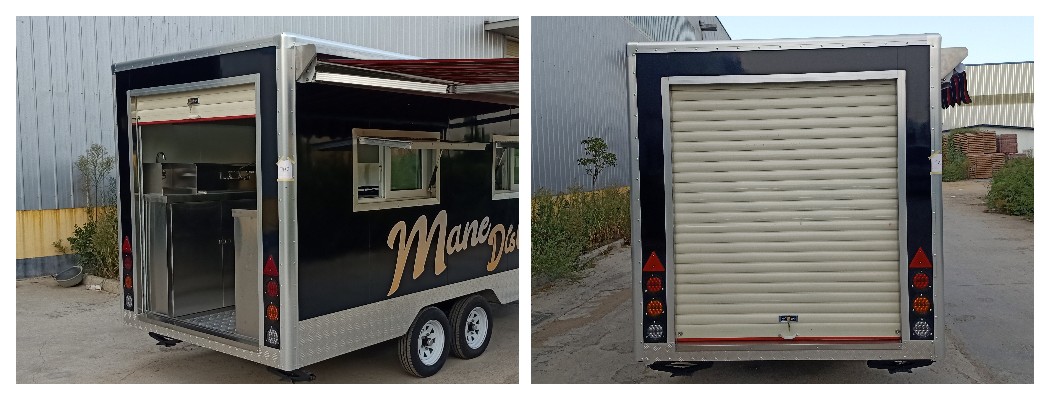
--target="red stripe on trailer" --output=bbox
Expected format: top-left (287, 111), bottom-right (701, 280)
top-left (642, 251), bottom-right (664, 272)
top-left (909, 247), bottom-right (932, 268)
top-left (677, 336), bottom-right (901, 344)
top-left (135, 114), bottom-right (256, 126)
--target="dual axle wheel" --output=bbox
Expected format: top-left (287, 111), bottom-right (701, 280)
top-left (398, 294), bottom-right (493, 377)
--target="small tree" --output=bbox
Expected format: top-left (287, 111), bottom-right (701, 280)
top-left (576, 137), bottom-right (618, 189)
top-left (54, 144), bottom-right (120, 279)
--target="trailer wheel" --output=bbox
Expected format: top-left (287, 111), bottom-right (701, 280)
top-left (398, 306), bottom-right (451, 377)
top-left (449, 295), bottom-right (493, 359)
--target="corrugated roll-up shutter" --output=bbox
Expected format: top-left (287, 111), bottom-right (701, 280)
top-left (669, 78), bottom-right (902, 341)
top-left (505, 39), bottom-right (519, 58)
top-left (132, 83), bottom-right (256, 125)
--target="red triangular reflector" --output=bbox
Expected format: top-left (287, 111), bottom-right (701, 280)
top-left (264, 255), bottom-right (279, 277)
top-left (909, 247), bottom-right (932, 268)
top-left (643, 251), bottom-right (664, 272)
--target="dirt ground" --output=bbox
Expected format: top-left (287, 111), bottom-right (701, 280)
top-left (532, 179), bottom-right (1034, 383)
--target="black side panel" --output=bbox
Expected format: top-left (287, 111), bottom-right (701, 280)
top-left (115, 48), bottom-right (278, 311)
top-left (295, 84), bottom-right (519, 320)
top-left (634, 45), bottom-right (933, 340)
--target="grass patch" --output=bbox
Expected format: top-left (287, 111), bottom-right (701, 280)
top-left (532, 186), bottom-right (630, 280)
top-left (942, 131), bottom-right (969, 182)
top-left (986, 157), bottom-right (1034, 218)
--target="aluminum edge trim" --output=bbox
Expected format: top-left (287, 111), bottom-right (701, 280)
top-left (276, 34), bottom-right (300, 371)
top-left (114, 36), bottom-right (279, 73)
top-left (660, 77), bottom-right (676, 350)
top-left (928, 34), bottom-right (947, 357)
top-left (627, 45), bottom-right (645, 361)
top-left (895, 70), bottom-right (911, 345)
top-left (630, 34), bottom-right (933, 52)
top-left (114, 32), bottom-right (418, 73)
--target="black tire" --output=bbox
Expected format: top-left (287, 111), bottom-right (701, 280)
top-left (398, 306), bottom-right (451, 378)
top-left (449, 295), bottom-right (493, 359)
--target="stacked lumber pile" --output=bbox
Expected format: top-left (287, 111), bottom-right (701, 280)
top-left (944, 131), bottom-right (1015, 179)
top-left (997, 134), bottom-right (1018, 154)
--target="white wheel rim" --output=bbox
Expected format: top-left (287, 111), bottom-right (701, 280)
top-left (464, 307), bottom-right (489, 349)
top-left (417, 320), bottom-right (445, 366)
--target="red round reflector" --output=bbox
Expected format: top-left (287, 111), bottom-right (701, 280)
top-left (124, 275), bottom-right (133, 289)
top-left (913, 272), bottom-right (930, 289)
top-left (122, 236), bottom-right (132, 254)
top-left (266, 304), bottom-right (279, 321)
top-left (266, 281), bottom-right (279, 298)
top-left (263, 255), bottom-right (278, 277)
top-left (123, 255), bottom-right (133, 270)
top-left (646, 300), bottom-right (664, 317)
top-left (913, 296), bottom-right (931, 314)
top-left (646, 277), bottom-right (663, 293)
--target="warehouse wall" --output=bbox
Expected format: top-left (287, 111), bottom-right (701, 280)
top-left (943, 62), bottom-right (1034, 131)
top-left (15, 16), bottom-right (514, 277)
top-left (531, 16), bottom-right (729, 192)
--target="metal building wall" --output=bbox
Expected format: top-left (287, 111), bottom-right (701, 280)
top-left (531, 16), bottom-right (729, 192)
top-left (15, 16), bottom-right (512, 277)
top-left (16, 16), bottom-right (510, 211)
top-left (943, 62), bottom-right (1034, 130)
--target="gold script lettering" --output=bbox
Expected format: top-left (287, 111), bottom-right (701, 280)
top-left (386, 210), bottom-right (447, 296)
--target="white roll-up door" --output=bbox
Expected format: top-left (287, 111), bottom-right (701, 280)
top-left (132, 83), bottom-right (256, 125)
top-left (668, 75), bottom-right (904, 341)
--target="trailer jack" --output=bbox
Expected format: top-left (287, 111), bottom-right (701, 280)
top-left (148, 332), bottom-right (182, 347)
top-left (648, 361), bottom-right (714, 377)
top-left (267, 367), bottom-right (316, 383)
top-left (866, 360), bottom-right (934, 374)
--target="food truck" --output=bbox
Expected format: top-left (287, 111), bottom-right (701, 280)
top-left (114, 33), bottom-right (519, 380)
top-left (628, 34), bottom-right (965, 375)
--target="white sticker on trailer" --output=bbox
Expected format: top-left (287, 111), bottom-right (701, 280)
top-left (930, 153), bottom-right (943, 175)
top-left (277, 157), bottom-right (295, 182)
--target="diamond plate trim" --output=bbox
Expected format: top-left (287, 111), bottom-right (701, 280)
top-left (124, 311), bottom-right (281, 368)
top-left (296, 269), bottom-right (518, 368)
top-left (637, 340), bottom-right (935, 362)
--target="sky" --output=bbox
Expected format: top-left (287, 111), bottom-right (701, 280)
top-left (719, 17), bottom-right (1033, 64)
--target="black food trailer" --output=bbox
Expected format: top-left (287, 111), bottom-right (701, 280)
top-left (628, 34), bottom-right (967, 375)
top-left (114, 33), bottom-right (519, 379)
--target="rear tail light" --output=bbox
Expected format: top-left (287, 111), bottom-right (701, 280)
top-left (646, 323), bottom-right (665, 341)
top-left (646, 300), bottom-right (664, 317)
top-left (263, 254), bottom-right (280, 348)
top-left (912, 320), bottom-right (932, 338)
top-left (264, 255), bottom-right (279, 277)
top-left (912, 272), bottom-right (930, 289)
top-left (646, 277), bottom-right (663, 293)
top-left (913, 296), bottom-right (931, 314)
top-left (122, 236), bottom-right (134, 311)
top-left (265, 281), bottom-right (279, 298)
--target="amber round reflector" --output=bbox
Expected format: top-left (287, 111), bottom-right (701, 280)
top-left (913, 272), bottom-right (930, 289)
top-left (266, 304), bottom-right (279, 321)
top-left (913, 296), bottom-right (931, 314)
top-left (646, 300), bottom-right (664, 317)
top-left (266, 281), bottom-right (279, 298)
top-left (124, 275), bottom-right (133, 289)
top-left (646, 277), bottom-right (663, 293)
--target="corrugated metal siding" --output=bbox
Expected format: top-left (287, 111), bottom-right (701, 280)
top-left (943, 62), bottom-right (1034, 130)
top-left (16, 16), bottom-right (510, 211)
top-left (532, 16), bottom-right (730, 192)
